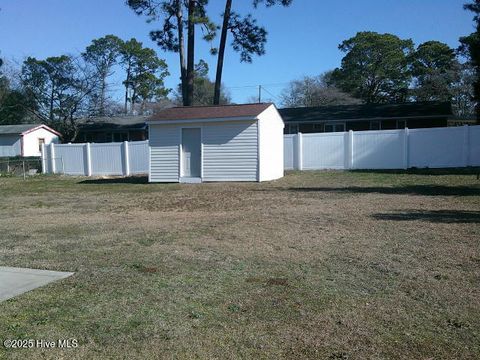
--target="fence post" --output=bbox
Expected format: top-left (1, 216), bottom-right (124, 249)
top-left (344, 131), bottom-right (352, 169)
top-left (347, 130), bottom-right (354, 169)
top-left (403, 127), bottom-right (409, 170)
top-left (50, 143), bottom-right (56, 174)
top-left (123, 141), bottom-right (130, 176)
top-left (296, 132), bottom-right (303, 170)
top-left (85, 143), bottom-right (92, 176)
top-left (41, 143), bottom-right (46, 174)
top-left (463, 125), bottom-right (470, 167)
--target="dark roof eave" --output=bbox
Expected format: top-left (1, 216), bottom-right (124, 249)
top-left (283, 114), bottom-right (451, 123)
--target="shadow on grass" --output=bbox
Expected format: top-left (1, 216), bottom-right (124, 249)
top-left (288, 185), bottom-right (480, 197)
top-left (372, 210), bottom-right (480, 224)
top-left (79, 176), bottom-right (149, 185)
top-left (350, 167), bottom-right (480, 176)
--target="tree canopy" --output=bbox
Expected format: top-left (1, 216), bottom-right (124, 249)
top-left (173, 60), bottom-right (231, 106)
top-left (21, 55), bottom-right (96, 140)
top-left (411, 41), bottom-right (457, 102)
top-left (12, 35), bottom-right (169, 140)
top-left (127, 0), bottom-right (293, 105)
top-left (331, 32), bottom-right (414, 104)
top-left (127, 0), bottom-right (215, 106)
top-left (281, 72), bottom-right (361, 108)
top-left (459, 0), bottom-right (480, 121)
top-left (82, 35), bottom-right (124, 116)
top-left (120, 38), bottom-right (169, 115)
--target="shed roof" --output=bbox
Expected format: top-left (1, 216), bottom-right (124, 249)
top-left (278, 101), bottom-right (453, 123)
top-left (0, 124), bottom-right (60, 136)
top-left (148, 103), bottom-right (273, 122)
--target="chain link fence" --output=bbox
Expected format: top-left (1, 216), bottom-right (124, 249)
top-left (0, 158), bottom-right (44, 179)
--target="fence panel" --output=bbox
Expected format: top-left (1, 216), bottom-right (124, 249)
top-left (284, 135), bottom-right (295, 170)
top-left (409, 127), bottom-right (464, 168)
top-left (353, 130), bottom-right (405, 169)
top-left (54, 144), bottom-right (86, 175)
top-left (128, 141), bottom-right (149, 174)
top-left (42, 126), bottom-right (480, 177)
top-left (90, 143), bottom-right (124, 175)
top-left (469, 126), bottom-right (480, 166)
top-left (302, 133), bottom-right (345, 170)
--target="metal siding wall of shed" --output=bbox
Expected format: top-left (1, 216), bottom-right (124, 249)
top-left (149, 124), bottom-right (180, 182)
top-left (202, 121), bottom-right (258, 181)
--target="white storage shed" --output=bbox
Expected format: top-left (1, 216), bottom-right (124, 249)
top-left (0, 124), bottom-right (60, 157)
top-left (147, 103), bottom-right (284, 183)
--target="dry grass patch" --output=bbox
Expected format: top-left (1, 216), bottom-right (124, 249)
top-left (0, 170), bottom-right (479, 359)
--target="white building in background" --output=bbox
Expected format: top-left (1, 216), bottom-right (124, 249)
top-left (147, 103), bottom-right (284, 183)
top-left (0, 124), bottom-right (61, 157)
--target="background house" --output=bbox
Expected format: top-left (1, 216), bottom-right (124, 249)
top-left (76, 116), bottom-right (149, 143)
top-left (280, 101), bottom-right (453, 134)
top-left (0, 124), bottom-right (60, 157)
top-left (148, 103), bottom-right (284, 183)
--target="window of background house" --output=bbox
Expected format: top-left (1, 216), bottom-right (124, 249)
top-left (325, 123), bottom-right (345, 133)
top-left (381, 120), bottom-right (396, 130)
top-left (289, 124), bottom-right (299, 134)
top-left (113, 132), bottom-right (129, 142)
top-left (38, 138), bottom-right (45, 153)
top-left (397, 120), bottom-right (407, 129)
top-left (370, 121), bottom-right (381, 130)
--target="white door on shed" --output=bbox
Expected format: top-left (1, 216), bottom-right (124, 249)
top-left (181, 128), bottom-right (201, 178)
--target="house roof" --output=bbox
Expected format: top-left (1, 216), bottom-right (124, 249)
top-left (148, 103), bottom-right (273, 122)
top-left (278, 102), bottom-right (453, 123)
top-left (0, 124), bottom-right (61, 136)
top-left (78, 116), bottom-right (150, 131)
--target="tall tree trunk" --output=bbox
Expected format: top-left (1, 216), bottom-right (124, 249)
top-left (131, 86), bottom-right (137, 114)
top-left (214, 0), bottom-right (232, 105)
top-left (476, 81), bottom-right (480, 124)
top-left (124, 66), bottom-right (131, 114)
top-left (99, 71), bottom-right (107, 116)
top-left (186, 0), bottom-right (195, 106)
top-left (175, 0), bottom-right (188, 106)
top-left (49, 86), bottom-right (55, 121)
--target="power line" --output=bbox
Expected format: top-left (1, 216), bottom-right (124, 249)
top-left (224, 82), bottom-right (290, 90)
top-left (260, 86), bottom-right (281, 102)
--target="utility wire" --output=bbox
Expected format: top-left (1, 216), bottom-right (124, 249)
top-left (260, 86), bottom-right (282, 102)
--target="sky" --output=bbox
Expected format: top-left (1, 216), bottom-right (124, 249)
top-left (0, 0), bottom-right (476, 105)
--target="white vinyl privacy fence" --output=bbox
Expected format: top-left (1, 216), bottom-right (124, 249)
top-left (284, 125), bottom-right (480, 170)
top-left (42, 141), bottom-right (148, 176)
top-left (43, 125), bottom-right (480, 176)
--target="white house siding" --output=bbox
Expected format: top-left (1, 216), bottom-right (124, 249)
top-left (202, 121), bottom-right (258, 182)
top-left (149, 124), bottom-right (180, 182)
top-left (0, 135), bottom-right (21, 157)
top-left (22, 128), bottom-right (59, 157)
top-left (257, 105), bottom-right (284, 181)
